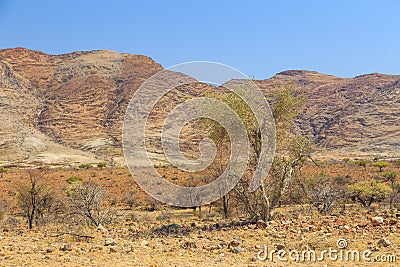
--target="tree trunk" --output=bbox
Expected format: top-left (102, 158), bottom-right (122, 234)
top-left (260, 183), bottom-right (270, 221)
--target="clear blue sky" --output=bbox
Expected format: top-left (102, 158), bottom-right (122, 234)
top-left (0, 0), bottom-right (399, 79)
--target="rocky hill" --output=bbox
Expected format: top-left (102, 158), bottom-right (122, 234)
top-left (0, 48), bottom-right (399, 166)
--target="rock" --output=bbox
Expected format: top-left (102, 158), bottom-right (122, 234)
top-left (97, 224), bottom-right (108, 234)
top-left (220, 241), bottom-right (228, 247)
top-left (60, 244), bottom-right (72, 251)
top-left (140, 240), bottom-right (149, 247)
top-left (181, 241), bottom-right (196, 249)
top-left (343, 225), bottom-right (350, 230)
top-left (276, 244), bottom-right (285, 250)
top-left (232, 246), bottom-right (244, 253)
top-left (228, 240), bottom-right (240, 248)
top-left (256, 220), bottom-right (268, 229)
top-left (89, 245), bottom-right (103, 252)
top-left (109, 246), bottom-right (118, 253)
top-left (358, 221), bottom-right (369, 228)
top-left (46, 247), bottom-right (54, 253)
top-left (388, 219), bottom-right (397, 225)
top-left (371, 216), bottom-right (384, 226)
top-left (104, 238), bottom-right (116, 246)
top-left (377, 238), bottom-right (390, 247)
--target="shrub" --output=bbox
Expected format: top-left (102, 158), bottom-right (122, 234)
top-left (97, 162), bottom-right (106, 169)
top-left (306, 175), bottom-right (344, 214)
top-left (342, 158), bottom-right (350, 163)
top-left (78, 164), bottom-right (93, 169)
top-left (67, 182), bottom-right (115, 226)
top-left (372, 161), bottom-right (389, 172)
top-left (348, 179), bottom-right (391, 207)
top-left (17, 171), bottom-right (56, 229)
top-left (0, 167), bottom-right (8, 178)
top-left (355, 159), bottom-right (370, 170)
top-left (66, 176), bottom-right (83, 184)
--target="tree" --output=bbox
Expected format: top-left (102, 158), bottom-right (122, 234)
top-left (202, 84), bottom-right (312, 221)
top-left (17, 170), bottom-right (55, 229)
top-left (306, 175), bottom-right (344, 215)
top-left (372, 161), bottom-right (389, 172)
top-left (383, 170), bottom-right (398, 208)
top-left (67, 181), bottom-right (115, 226)
top-left (348, 179), bottom-right (391, 207)
top-left (97, 162), bottom-right (106, 169)
top-left (355, 159), bottom-right (370, 170)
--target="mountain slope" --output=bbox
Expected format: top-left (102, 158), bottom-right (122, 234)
top-left (0, 48), bottom-right (399, 166)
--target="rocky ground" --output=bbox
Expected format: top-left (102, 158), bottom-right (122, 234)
top-left (0, 162), bottom-right (399, 266)
top-left (0, 208), bottom-right (399, 266)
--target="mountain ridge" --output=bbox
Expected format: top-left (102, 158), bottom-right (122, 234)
top-left (0, 48), bottom-right (399, 166)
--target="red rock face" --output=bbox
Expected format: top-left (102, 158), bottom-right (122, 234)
top-left (0, 48), bottom-right (399, 165)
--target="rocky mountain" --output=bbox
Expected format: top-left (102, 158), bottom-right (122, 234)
top-left (0, 48), bottom-right (399, 166)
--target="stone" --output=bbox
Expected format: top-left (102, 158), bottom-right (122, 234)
top-left (60, 244), bottom-right (72, 251)
top-left (371, 216), bottom-right (384, 226)
top-left (96, 224), bottom-right (108, 234)
top-left (377, 238), bottom-right (390, 247)
top-left (232, 246), bottom-right (244, 253)
top-left (104, 238), bottom-right (116, 246)
top-left (256, 220), bottom-right (268, 229)
top-left (46, 247), bottom-right (54, 253)
top-left (140, 240), bottom-right (149, 247)
top-left (228, 240), bottom-right (240, 248)
top-left (276, 244), bottom-right (285, 250)
top-left (109, 246), bottom-right (118, 253)
top-left (89, 245), bottom-right (103, 252)
top-left (358, 221), bottom-right (369, 228)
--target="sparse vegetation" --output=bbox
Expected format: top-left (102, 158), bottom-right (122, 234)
top-left (372, 161), bottom-right (389, 172)
top-left (348, 179), bottom-right (391, 207)
top-left (97, 162), bottom-right (106, 169)
top-left (355, 159), bottom-right (370, 170)
top-left (17, 170), bottom-right (56, 229)
top-left (67, 181), bottom-right (115, 226)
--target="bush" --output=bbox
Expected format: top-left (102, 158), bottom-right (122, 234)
top-left (372, 161), bottom-right (389, 172)
top-left (67, 182), bottom-right (115, 226)
top-left (97, 162), bottom-right (106, 169)
top-left (78, 164), bottom-right (93, 169)
top-left (342, 158), bottom-right (350, 163)
top-left (0, 167), bottom-right (8, 178)
top-left (306, 175), bottom-right (344, 214)
top-left (355, 159), bottom-right (370, 170)
top-left (348, 179), bottom-right (391, 207)
top-left (17, 171), bottom-right (56, 229)
top-left (66, 176), bottom-right (83, 184)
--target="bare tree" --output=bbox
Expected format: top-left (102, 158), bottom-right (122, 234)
top-left (67, 182), bottom-right (115, 226)
top-left (17, 170), bottom-right (55, 229)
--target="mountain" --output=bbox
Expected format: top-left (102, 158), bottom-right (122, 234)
top-left (0, 48), bottom-right (399, 166)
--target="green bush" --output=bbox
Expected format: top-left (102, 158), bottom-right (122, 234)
top-left (97, 162), bottom-right (106, 169)
top-left (348, 179), bottom-right (391, 207)
top-left (66, 176), bottom-right (83, 184)
top-left (355, 159), bottom-right (370, 169)
top-left (342, 158), bottom-right (350, 163)
top-left (372, 161), bottom-right (389, 172)
top-left (78, 164), bottom-right (93, 169)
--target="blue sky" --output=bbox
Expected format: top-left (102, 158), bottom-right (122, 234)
top-left (0, 0), bottom-right (399, 79)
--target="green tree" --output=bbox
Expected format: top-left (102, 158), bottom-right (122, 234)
top-left (348, 179), bottom-right (391, 207)
top-left (372, 161), bottom-right (389, 172)
top-left (355, 159), bottom-right (370, 170)
top-left (202, 84), bottom-right (312, 221)
top-left (97, 162), bottom-right (106, 169)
